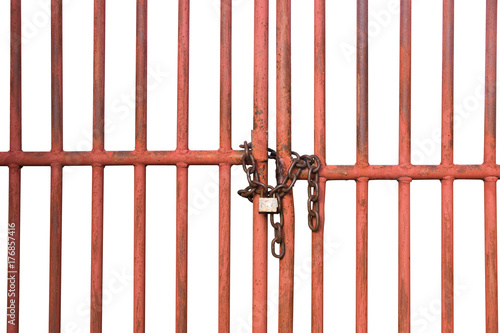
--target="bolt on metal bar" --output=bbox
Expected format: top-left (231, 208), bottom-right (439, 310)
top-left (7, 0), bottom-right (22, 332)
top-left (441, 0), bottom-right (454, 332)
top-left (176, 0), bottom-right (190, 331)
top-left (356, 0), bottom-right (369, 332)
top-left (219, 0), bottom-right (232, 331)
top-left (133, 2), bottom-right (148, 332)
top-left (312, 0), bottom-right (326, 331)
top-left (485, 0), bottom-right (498, 331)
top-left (398, 1), bottom-right (412, 332)
top-left (252, 0), bottom-right (269, 331)
top-left (276, 0), bottom-right (295, 331)
top-left (90, 1), bottom-right (106, 332)
top-left (48, 0), bottom-right (64, 331)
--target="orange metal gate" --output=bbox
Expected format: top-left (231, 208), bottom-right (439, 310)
top-left (3, 0), bottom-right (500, 332)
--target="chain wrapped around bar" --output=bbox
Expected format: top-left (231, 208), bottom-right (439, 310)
top-left (237, 141), bottom-right (321, 259)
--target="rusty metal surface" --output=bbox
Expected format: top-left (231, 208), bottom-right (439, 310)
top-left (485, 0), bottom-right (498, 332)
top-left (3, 0), bottom-right (500, 332)
top-left (90, 0), bottom-right (105, 332)
top-left (276, 0), bottom-right (295, 330)
top-left (176, 0), bottom-right (190, 331)
top-left (48, 0), bottom-right (64, 331)
top-left (441, 1), bottom-right (454, 332)
top-left (356, 1), bottom-right (369, 332)
top-left (133, 1), bottom-right (147, 332)
top-left (399, 1), bottom-right (411, 332)
top-left (219, 0), bottom-right (232, 331)
top-left (7, 0), bottom-right (21, 333)
top-left (252, 0), bottom-right (269, 331)
top-left (312, 0), bottom-right (326, 330)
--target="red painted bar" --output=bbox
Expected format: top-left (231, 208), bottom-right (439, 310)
top-left (219, 0), bottom-right (232, 331)
top-left (7, 167), bottom-right (20, 333)
top-left (7, 1), bottom-right (21, 332)
top-left (399, 0), bottom-right (411, 167)
top-left (93, 0), bottom-right (106, 153)
top-left (398, 178), bottom-right (411, 333)
top-left (356, 0), bottom-right (368, 166)
top-left (318, 164), bottom-right (500, 180)
top-left (176, 0), bottom-right (190, 331)
top-left (441, 1), bottom-right (454, 332)
top-left (442, 0), bottom-right (454, 167)
top-left (49, 1), bottom-right (63, 331)
top-left (90, 166), bottom-right (104, 333)
top-left (176, 166), bottom-right (188, 333)
top-left (485, 0), bottom-right (497, 166)
top-left (48, 165), bottom-right (63, 333)
top-left (134, 1), bottom-right (147, 332)
top-left (0, 150), bottom-right (243, 166)
top-left (398, 1), bottom-right (411, 331)
top-left (133, 164), bottom-right (146, 333)
top-left (441, 177), bottom-right (454, 333)
top-left (485, 177), bottom-right (498, 333)
top-left (51, 0), bottom-right (63, 153)
top-left (136, 0), bottom-right (148, 153)
top-left (90, 1), bottom-right (105, 331)
top-left (6, 153), bottom-right (500, 179)
top-left (356, 1), bottom-right (368, 331)
top-left (277, 0), bottom-right (295, 331)
top-left (10, 0), bottom-right (21, 154)
top-left (252, 0), bottom-right (269, 331)
top-left (356, 178), bottom-right (368, 333)
top-left (485, 1), bottom-right (498, 331)
top-left (312, 0), bottom-right (325, 331)
top-left (218, 165), bottom-right (231, 333)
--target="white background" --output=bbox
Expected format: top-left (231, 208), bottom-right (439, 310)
top-left (0, 0), bottom-right (498, 332)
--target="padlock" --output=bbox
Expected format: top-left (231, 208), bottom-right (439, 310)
top-left (258, 197), bottom-right (278, 213)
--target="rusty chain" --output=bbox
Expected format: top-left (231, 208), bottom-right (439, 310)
top-left (237, 141), bottom-right (321, 259)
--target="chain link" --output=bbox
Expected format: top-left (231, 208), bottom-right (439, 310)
top-left (237, 141), bottom-right (321, 259)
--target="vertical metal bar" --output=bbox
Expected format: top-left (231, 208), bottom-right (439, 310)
top-left (9, 0), bottom-right (21, 154)
top-left (276, 0), bottom-right (295, 331)
top-left (133, 164), bottom-right (146, 333)
top-left (442, 0), bottom-right (454, 168)
top-left (355, 178), bottom-right (368, 333)
top-left (398, 1), bottom-right (411, 332)
top-left (176, 0), bottom-right (190, 331)
top-left (356, 1), bottom-right (368, 332)
top-left (90, 1), bottom-right (105, 332)
top-left (219, 0), bottom-right (232, 331)
top-left (51, 0), bottom-right (63, 153)
top-left (441, 177), bottom-right (454, 332)
top-left (485, 177), bottom-right (498, 333)
top-left (252, 0), bottom-right (269, 331)
top-left (134, 1), bottom-right (147, 332)
top-left (93, 0), bottom-right (106, 154)
top-left (356, 0), bottom-right (368, 166)
top-left (49, 165), bottom-right (63, 333)
top-left (136, 0), bottom-right (148, 153)
top-left (7, 1), bottom-right (22, 332)
top-left (397, 178), bottom-right (411, 333)
top-left (7, 167), bottom-right (20, 333)
top-left (218, 165), bottom-right (231, 333)
top-left (441, 1), bottom-right (454, 332)
top-left (485, 0), bottom-right (497, 166)
top-left (485, 1), bottom-right (498, 331)
top-left (312, 0), bottom-right (326, 331)
top-left (91, 166), bottom-right (104, 332)
top-left (49, 1), bottom-right (63, 331)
